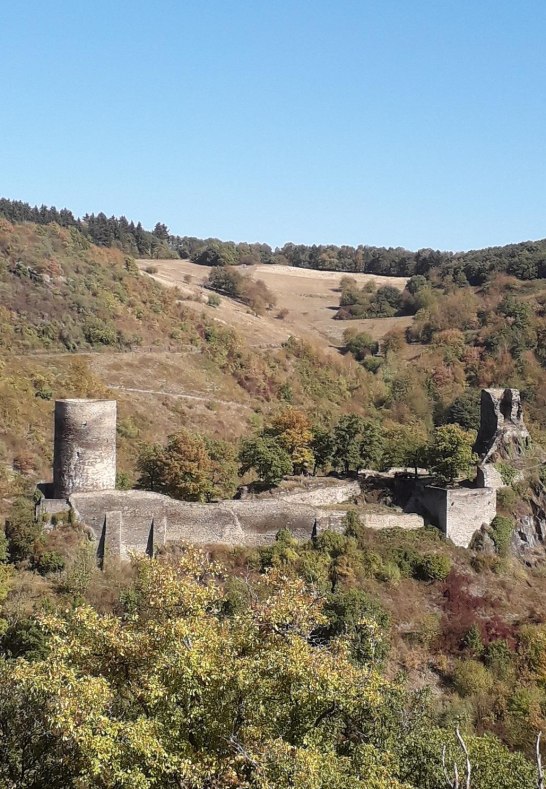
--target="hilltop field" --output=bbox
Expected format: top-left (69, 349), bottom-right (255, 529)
top-left (139, 257), bottom-right (413, 349)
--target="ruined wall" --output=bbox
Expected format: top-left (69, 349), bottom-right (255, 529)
top-left (474, 388), bottom-right (529, 461)
top-left (277, 481), bottom-right (361, 506)
top-left (53, 399), bottom-right (117, 498)
top-left (69, 489), bottom-right (424, 560)
top-left (406, 484), bottom-right (496, 548)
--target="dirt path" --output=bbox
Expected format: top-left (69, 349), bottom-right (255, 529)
top-left (107, 385), bottom-right (251, 409)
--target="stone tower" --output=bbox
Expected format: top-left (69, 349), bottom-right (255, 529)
top-left (53, 399), bottom-right (117, 498)
top-left (473, 388), bottom-right (529, 462)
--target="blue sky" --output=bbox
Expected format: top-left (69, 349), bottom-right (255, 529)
top-left (1, 1), bottom-right (545, 250)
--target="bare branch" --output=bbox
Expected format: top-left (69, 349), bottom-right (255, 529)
top-left (456, 728), bottom-right (471, 789)
top-left (537, 731), bottom-right (544, 789)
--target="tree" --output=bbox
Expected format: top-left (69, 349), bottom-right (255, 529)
top-left (4, 498), bottom-right (43, 564)
top-left (343, 330), bottom-right (379, 362)
top-left (136, 430), bottom-right (213, 502)
top-left (311, 427), bottom-right (336, 474)
top-left (268, 407), bottom-right (314, 474)
top-left (426, 424), bottom-right (477, 484)
top-left (135, 442), bottom-right (164, 492)
top-left (359, 419), bottom-right (385, 470)
top-left (333, 415), bottom-right (368, 473)
top-left (239, 435), bottom-right (292, 486)
top-left (203, 436), bottom-right (238, 500)
top-left (193, 241), bottom-right (239, 267)
top-left (444, 390), bottom-right (481, 431)
top-left (207, 266), bottom-right (243, 297)
top-left (383, 423), bottom-right (428, 475)
top-left (333, 415), bottom-right (384, 473)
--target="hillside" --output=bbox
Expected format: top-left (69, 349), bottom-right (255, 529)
top-left (138, 257), bottom-right (412, 348)
top-left (0, 220), bottom-right (380, 505)
top-left (5, 214), bottom-right (546, 785)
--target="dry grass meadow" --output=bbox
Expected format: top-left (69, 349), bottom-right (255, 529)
top-left (139, 258), bottom-right (412, 349)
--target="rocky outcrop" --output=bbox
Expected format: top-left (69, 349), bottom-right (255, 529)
top-left (474, 388), bottom-right (530, 463)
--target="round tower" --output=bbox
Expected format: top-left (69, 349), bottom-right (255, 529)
top-left (53, 399), bottom-right (117, 498)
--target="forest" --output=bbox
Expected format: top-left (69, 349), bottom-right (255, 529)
top-left (2, 196), bottom-right (546, 284)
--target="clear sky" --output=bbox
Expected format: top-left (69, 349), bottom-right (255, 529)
top-left (1, 1), bottom-right (545, 251)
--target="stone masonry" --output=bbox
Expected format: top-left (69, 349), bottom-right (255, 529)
top-left (53, 399), bottom-right (117, 498)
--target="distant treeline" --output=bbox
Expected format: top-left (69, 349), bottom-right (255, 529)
top-left (2, 197), bottom-right (546, 283)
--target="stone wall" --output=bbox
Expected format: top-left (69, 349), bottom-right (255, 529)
top-left (406, 484), bottom-right (496, 547)
top-left (69, 486), bottom-right (424, 560)
top-left (278, 480), bottom-right (361, 506)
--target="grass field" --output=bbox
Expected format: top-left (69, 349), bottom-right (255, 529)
top-left (139, 258), bottom-right (412, 349)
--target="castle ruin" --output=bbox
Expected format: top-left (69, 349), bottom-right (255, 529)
top-left (39, 388), bottom-right (529, 558)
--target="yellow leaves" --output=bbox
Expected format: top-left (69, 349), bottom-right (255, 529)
top-left (0, 552), bottom-right (409, 787)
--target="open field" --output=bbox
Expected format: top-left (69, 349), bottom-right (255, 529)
top-left (139, 259), bottom-right (413, 349)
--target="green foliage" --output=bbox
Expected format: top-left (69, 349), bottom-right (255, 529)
top-left (343, 330), bottom-right (379, 361)
top-left (495, 461), bottom-right (518, 486)
top-left (426, 424), bottom-right (476, 484)
top-left (398, 727), bottom-right (535, 789)
top-left (444, 389), bottom-right (481, 431)
top-left (82, 318), bottom-right (118, 346)
top-left (0, 552), bottom-right (418, 788)
top-left (489, 515), bottom-right (514, 557)
top-left (239, 435), bottom-right (292, 486)
top-left (464, 623), bottom-right (484, 657)
top-left (414, 553), bottom-right (452, 582)
top-left (35, 551), bottom-right (65, 576)
top-left (115, 471), bottom-right (133, 490)
top-left (333, 415), bottom-right (385, 472)
top-left (452, 659), bottom-right (494, 697)
top-left (137, 430), bottom-right (238, 502)
top-left (1, 618), bottom-right (49, 660)
top-left (320, 588), bottom-right (391, 664)
top-left (207, 292), bottom-right (221, 307)
top-left (337, 281), bottom-right (404, 319)
top-left (4, 498), bottom-right (43, 564)
top-left (207, 266), bottom-right (276, 314)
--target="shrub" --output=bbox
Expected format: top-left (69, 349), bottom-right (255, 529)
top-left (35, 551), bottom-right (65, 575)
top-left (414, 553), bottom-right (452, 582)
top-left (489, 515), bottom-right (514, 557)
top-left (485, 639), bottom-right (514, 680)
top-left (82, 318), bottom-right (118, 346)
top-left (452, 658), bottom-right (493, 697)
top-left (144, 265), bottom-right (158, 274)
top-left (320, 588), bottom-right (390, 664)
top-left (207, 293), bottom-right (221, 308)
top-left (495, 461), bottom-right (518, 487)
top-left (1, 618), bottom-right (49, 660)
top-left (4, 498), bottom-right (43, 564)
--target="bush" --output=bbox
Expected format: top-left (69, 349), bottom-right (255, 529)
top-left (320, 588), bottom-right (390, 664)
top-left (83, 318), bottom-right (118, 346)
top-left (414, 553), bottom-right (452, 582)
top-left (207, 293), bottom-right (221, 308)
top-left (495, 462), bottom-right (518, 487)
top-left (144, 265), bottom-right (158, 274)
top-left (35, 551), bottom-right (65, 575)
top-left (452, 659), bottom-right (493, 697)
top-left (2, 618), bottom-right (49, 660)
top-left (489, 515), bottom-right (514, 557)
top-left (4, 498), bottom-right (43, 564)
